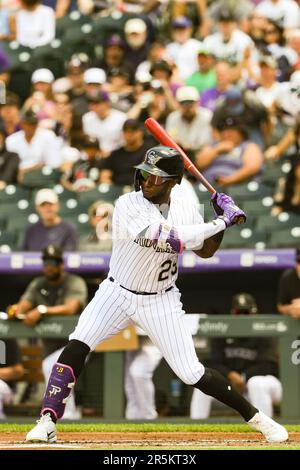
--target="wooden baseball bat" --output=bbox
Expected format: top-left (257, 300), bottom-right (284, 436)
top-left (144, 117), bottom-right (216, 194)
top-left (144, 117), bottom-right (246, 225)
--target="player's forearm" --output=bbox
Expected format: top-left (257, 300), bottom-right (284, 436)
top-left (177, 219), bottom-right (226, 250)
top-left (193, 230), bottom-right (224, 258)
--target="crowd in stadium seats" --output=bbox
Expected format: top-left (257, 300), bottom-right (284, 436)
top-left (1, 0), bottom-right (300, 252)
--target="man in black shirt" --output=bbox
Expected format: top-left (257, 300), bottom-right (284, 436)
top-left (0, 339), bottom-right (24, 418)
top-left (278, 248), bottom-right (300, 319)
top-left (191, 293), bottom-right (282, 418)
top-left (100, 119), bottom-right (154, 186)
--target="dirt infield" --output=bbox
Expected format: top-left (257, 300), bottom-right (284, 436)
top-left (0, 432), bottom-right (300, 450)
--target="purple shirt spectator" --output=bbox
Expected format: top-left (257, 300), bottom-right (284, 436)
top-left (200, 88), bottom-right (227, 112)
top-left (22, 220), bottom-right (77, 252)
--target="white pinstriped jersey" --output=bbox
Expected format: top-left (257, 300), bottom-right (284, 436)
top-left (108, 186), bottom-right (203, 293)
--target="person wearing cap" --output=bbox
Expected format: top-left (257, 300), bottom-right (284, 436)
top-left (166, 16), bottom-right (202, 81)
top-left (254, 55), bottom-right (280, 110)
top-left (196, 114), bottom-right (263, 187)
top-left (191, 292), bottom-right (282, 419)
top-left (185, 48), bottom-right (217, 93)
top-left (278, 247), bottom-right (300, 319)
top-left (0, 123), bottom-right (19, 190)
top-left (23, 68), bottom-right (56, 122)
top-left (82, 90), bottom-right (127, 157)
top-left (78, 199), bottom-right (114, 252)
top-left (100, 119), bottom-right (153, 186)
top-left (22, 188), bottom-right (77, 251)
top-left (211, 85), bottom-right (269, 147)
top-left (95, 34), bottom-right (135, 82)
top-left (61, 136), bottom-right (102, 192)
top-left (165, 86), bottom-right (212, 160)
top-left (123, 18), bottom-right (151, 69)
top-left (12, 244), bottom-right (87, 419)
top-left (256, 0), bottom-right (300, 32)
top-left (5, 109), bottom-right (63, 179)
top-left (203, 8), bottom-right (255, 64)
top-left (0, 92), bottom-right (21, 137)
top-left (65, 53), bottom-right (90, 111)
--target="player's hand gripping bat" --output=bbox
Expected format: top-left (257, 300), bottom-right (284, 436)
top-left (144, 117), bottom-right (246, 225)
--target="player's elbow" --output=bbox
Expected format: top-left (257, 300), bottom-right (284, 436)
top-left (193, 247), bottom-right (217, 258)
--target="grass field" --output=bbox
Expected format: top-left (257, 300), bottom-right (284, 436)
top-left (0, 423), bottom-right (299, 450)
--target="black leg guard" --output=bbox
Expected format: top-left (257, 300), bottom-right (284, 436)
top-left (57, 339), bottom-right (90, 378)
top-left (194, 368), bottom-right (258, 422)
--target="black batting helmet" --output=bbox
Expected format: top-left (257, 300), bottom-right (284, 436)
top-left (134, 146), bottom-right (184, 191)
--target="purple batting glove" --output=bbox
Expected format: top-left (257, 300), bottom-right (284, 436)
top-left (211, 192), bottom-right (246, 227)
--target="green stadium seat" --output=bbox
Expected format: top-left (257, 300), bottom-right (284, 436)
top-left (0, 231), bottom-right (18, 252)
top-left (268, 227), bottom-right (300, 248)
top-left (22, 168), bottom-right (62, 189)
top-left (0, 185), bottom-right (31, 203)
top-left (6, 212), bottom-right (38, 233)
top-left (53, 186), bottom-right (78, 202)
top-left (77, 185), bottom-right (123, 211)
top-left (227, 182), bottom-right (273, 201)
top-left (221, 227), bottom-right (267, 249)
top-left (256, 212), bottom-right (300, 232)
top-left (242, 197), bottom-right (274, 217)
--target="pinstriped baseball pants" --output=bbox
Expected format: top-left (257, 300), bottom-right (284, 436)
top-left (69, 278), bottom-right (205, 385)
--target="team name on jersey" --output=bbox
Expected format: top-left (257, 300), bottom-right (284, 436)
top-left (134, 237), bottom-right (175, 254)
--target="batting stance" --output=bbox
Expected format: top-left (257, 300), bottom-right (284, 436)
top-left (26, 146), bottom-right (288, 443)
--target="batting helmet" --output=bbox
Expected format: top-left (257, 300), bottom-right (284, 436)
top-left (231, 293), bottom-right (258, 315)
top-left (134, 146), bottom-right (184, 191)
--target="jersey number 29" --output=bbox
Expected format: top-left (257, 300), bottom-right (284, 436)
top-left (158, 260), bottom-right (178, 282)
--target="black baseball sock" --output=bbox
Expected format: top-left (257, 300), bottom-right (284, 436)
top-left (194, 368), bottom-right (258, 422)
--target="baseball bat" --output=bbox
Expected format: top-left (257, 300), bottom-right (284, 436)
top-left (144, 117), bottom-right (246, 225)
top-left (145, 117), bottom-right (216, 194)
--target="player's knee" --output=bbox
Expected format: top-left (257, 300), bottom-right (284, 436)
top-left (177, 363), bottom-right (205, 385)
top-left (247, 376), bottom-right (267, 393)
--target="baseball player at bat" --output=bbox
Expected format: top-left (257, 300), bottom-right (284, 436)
top-left (26, 146), bottom-right (288, 443)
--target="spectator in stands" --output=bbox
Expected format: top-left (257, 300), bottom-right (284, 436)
top-left (23, 68), bottom-right (56, 122)
top-left (82, 91), bottom-right (126, 157)
top-left (211, 85), bottom-right (269, 147)
top-left (166, 86), bottom-right (212, 161)
top-left (203, 8), bottom-right (254, 63)
top-left (200, 60), bottom-right (235, 112)
top-left (136, 39), bottom-right (173, 79)
top-left (13, 0), bottom-right (55, 48)
top-left (0, 92), bottom-right (21, 137)
top-left (0, 339), bottom-right (24, 419)
top-left (166, 16), bottom-right (202, 81)
top-left (22, 188), bottom-right (77, 251)
top-left (196, 116), bottom-right (263, 187)
top-left (65, 54), bottom-right (90, 115)
top-left (100, 119), bottom-right (152, 186)
top-left (62, 136), bottom-right (102, 192)
top-left (255, 0), bottom-right (300, 32)
top-left (185, 48), bottom-right (217, 94)
top-left (5, 109), bottom-right (63, 181)
top-left (191, 293), bottom-right (282, 418)
top-left (254, 55), bottom-right (280, 110)
top-left (12, 245), bottom-right (87, 419)
top-left (128, 79), bottom-right (176, 126)
top-left (286, 29), bottom-right (300, 70)
top-left (277, 247), bottom-right (300, 319)
top-left (78, 200), bottom-right (113, 252)
top-left (123, 18), bottom-right (151, 70)
top-left (244, 9), bottom-right (268, 51)
top-left (106, 66), bottom-right (135, 113)
top-left (262, 18), bottom-right (298, 81)
top-left (272, 157), bottom-right (300, 215)
top-left (84, 68), bottom-right (106, 101)
top-left (96, 35), bottom-right (134, 82)
top-left (0, 123), bottom-right (19, 189)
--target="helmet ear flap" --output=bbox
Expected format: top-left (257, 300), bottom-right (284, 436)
top-left (134, 169), bottom-right (142, 191)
